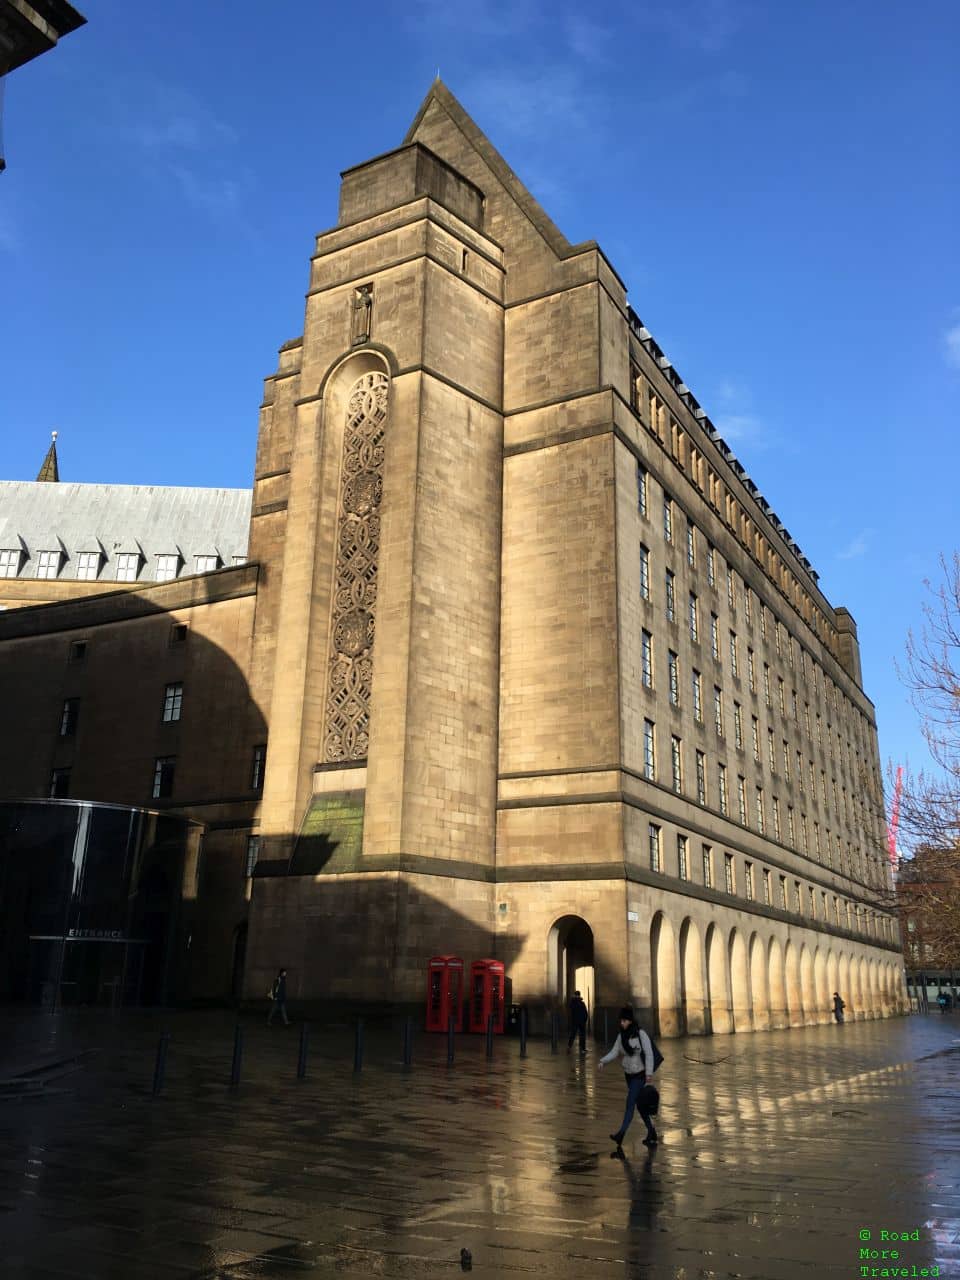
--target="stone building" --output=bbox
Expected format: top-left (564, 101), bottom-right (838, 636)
top-left (0, 82), bottom-right (906, 1029)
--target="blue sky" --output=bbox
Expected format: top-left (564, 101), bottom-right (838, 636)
top-left (2, 0), bottom-right (957, 790)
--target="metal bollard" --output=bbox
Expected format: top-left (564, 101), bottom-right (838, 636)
top-left (402, 1016), bottom-right (413, 1069)
top-left (297, 1023), bottom-right (310, 1080)
top-left (354, 1018), bottom-right (364, 1073)
top-left (447, 1014), bottom-right (455, 1067)
top-left (486, 1013), bottom-right (494, 1060)
top-left (551, 1012), bottom-right (559, 1054)
top-left (520, 1007), bottom-right (528, 1058)
top-left (229, 1024), bottom-right (243, 1091)
top-left (152, 1031), bottom-right (170, 1096)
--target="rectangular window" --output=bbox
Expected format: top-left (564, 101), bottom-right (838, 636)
top-left (737, 775), bottom-right (747, 824)
top-left (733, 702), bottom-right (743, 750)
top-left (245, 836), bottom-right (260, 879)
top-left (686, 521), bottom-right (696, 566)
top-left (814, 821), bottom-right (821, 861)
top-left (637, 463), bottom-right (648, 516)
top-left (747, 648), bottom-right (756, 692)
top-left (170, 622), bottom-right (188, 645)
top-left (0, 548), bottom-right (21, 578)
top-left (745, 861), bottom-right (754, 901)
top-left (744, 586), bottom-right (752, 624)
top-left (251, 744), bottom-right (267, 792)
top-left (791, 688), bottom-right (798, 719)
top-left (835, 896), bottom-right (842, 926)
top-left (663, 495), bottom-right (673, 543)
top-left (152, 756), bottom-right (176, 800)
top-left (36, 550), bottom-right (61, 579)
top-left (692, 669), bottom-right (703, 721)
top-left (775, 619), bottom-right (782, 656)
top-left (760, 606), bottom-right (767, 641)
top-left (778, 678), bottom-right (785, 716)
top-left (782, 741), bottom-right (790, 779)
top-left (780, 876), bottom-right (788, 911)
top-left (794, 881), bottom-right (802, 914)
top-left (768, 728), bottom-right (776, 772)
top-left (689, 593), bottom-right (699, 642)
top-left (50, 768), bottom-right (71, 798)
top-left (706, 545), bottom-right (716, 586)
top-left (116, 553), bottom-right (140, 582)
top-left (800, 812), bottom-right (808, 852)
top-left (695, 749), bottom-right (706, 804)
top-left (763, 664), bottom-right (771, 705)
top-left (76, 551), bottom-right (100, 581)
top-left (649, 823), bottom-right (661, 872)
top-left (162, 682), bottom-right (183, 723)
top-left (643, 720), bottom-right (656, 780)
top-left (787, 806), bottom-right (795, 846)
top-left (668, 649), bottom-right (679, 704)
top-left (69, 639), bottom-right (87, 663)
top-left (665, 570), bottom-right (675, 621)
top-left (729, 632), bottom-right (739, 678)
top-left (641, 631), bottom-right (654, 689)
top-left (718, 763), bottom-right (728, 815)
top-left (726, 564), bottom-right (736, 610)
top-left (195, 554), bottom-right (219, 574)
top-left (713, 686), bottom-right (723, 736)
top-left (702, 844), bottom-right (713, 887)
top-left (671, 735), bottom-right (683, 793)
top-left (59, 698), bottom-right (79, 737)
top-left (724, 852), bottom-right (735, 894)
top-left (710, 613), bottom-right (719, 659)
top-left (752, 716), bottom-right (760, 761)
top-left (677, 834), bottom-right (688, 880)
top-left (232, 555), bottom-right (247, 566)
top-left (763, 868), bottom-right (771, 905)
top-left (816, 714), bottom-right (823, 746)
top-left (773, 796), bottom-right (781, 840)
top-left (755, 786), bottom-right (765, 834)
top-left (808, 886), bottom-right (816, 918)
top-left (156, 554), bottom-right (179, 582)
top-left (639, 545), bottom-right (650, 600)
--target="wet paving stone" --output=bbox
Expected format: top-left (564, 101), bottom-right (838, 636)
top-left (1, 1008), bottom-right (959, 1276)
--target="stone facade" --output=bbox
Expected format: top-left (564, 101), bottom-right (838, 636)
top-left (0, 82), bottom-right (906, 1029)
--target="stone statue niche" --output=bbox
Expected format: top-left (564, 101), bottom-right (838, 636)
top-left (351, 284), bottom-right (373, 345)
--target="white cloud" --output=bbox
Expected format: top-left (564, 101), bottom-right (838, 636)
top-left (837, 529), bottom-right (874, 561)
top-left (944, 321), bottom-right (960, 371)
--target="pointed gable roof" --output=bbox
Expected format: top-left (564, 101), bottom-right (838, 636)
top-left (37, 432), bottom-right (59, 483)
top-left (403, 79), bottom-right (597, 264)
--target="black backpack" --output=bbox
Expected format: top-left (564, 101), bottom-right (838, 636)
top-left (646, 1031), bottom-right (664, 1073)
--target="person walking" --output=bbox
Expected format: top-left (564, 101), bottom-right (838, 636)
top-left (599, 1006), bottom-right (658, 1148)
top-left (267, 967), bottom-right (289, 1026)
top-left (567, 990), bottom-right (589, 1054)
top-left (832, 992), bottom-right (845, 1024)
top-left (937, 990), bottom-right (948, 1014)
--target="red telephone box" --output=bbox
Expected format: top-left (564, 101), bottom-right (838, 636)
top-left (425, 955), bottom-right (464, 1032)
top-left (469, 958), bottom-right (505, 1034)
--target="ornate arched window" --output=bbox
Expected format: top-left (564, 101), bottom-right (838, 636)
top-left (323, 369), bottom-right (388, 762)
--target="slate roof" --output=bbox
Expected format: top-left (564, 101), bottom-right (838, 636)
top-left (0, 481), bottom-right (252, 583)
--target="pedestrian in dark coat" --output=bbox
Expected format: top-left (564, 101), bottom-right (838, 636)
top-left (567, 990), bottom-right (589, 1054)
top-left (599, 1006), bottom-right (658, 1148)
top-left (832, 992), bottom-right (845, 1024)
top-left (268, 968), bottom-right (289, 1025)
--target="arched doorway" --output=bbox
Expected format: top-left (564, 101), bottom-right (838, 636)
top-left (729, 928), bottom-right (751, 1032)
top-left (679, 918), bottom-right (706, 1035)
top-left (651, 912), bottom-right (680, 1037)
top-left (749, 933), bottom-right (769, 1031)
top-left (705, 922), bottom-right (732, 1034)
top-left (800, 946), bottom-right (816, 1024)
top-left (785, 940), bottom-right (802, 1027)
top-left (814, 948), bottom-right (829, 1024)
top-left (547, 916), bottom-right (595, 1015)
top-left (768, 937), bottom-right (787, 1029)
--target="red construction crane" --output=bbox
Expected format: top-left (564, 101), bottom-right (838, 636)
top-left (887, 765), bottom-right (903, 869)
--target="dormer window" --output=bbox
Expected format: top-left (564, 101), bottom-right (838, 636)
top-left (116, 553), bottom-right (141, 582)
top-left (194, 554), bottom-right (219, 574)
top-left (76, 551), bottom-right (102, 581)
top-left (36, 549), bottom-right (62, 579)
top-left (155, 554), bottom-right (180, 582)
top-left (0, 549), bottom-right (21, 578)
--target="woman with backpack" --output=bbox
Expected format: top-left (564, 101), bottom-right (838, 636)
top-left (598, 1006), bottom-right (660, 1148)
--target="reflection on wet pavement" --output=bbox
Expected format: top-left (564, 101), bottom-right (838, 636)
top-left (1, 1009), bottom-right (959, 1277)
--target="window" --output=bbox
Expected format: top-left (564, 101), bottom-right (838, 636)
top-left (162, 682), bottom-right (183, 723)
top-left (744, 586), bottom-right (752, 624)
top-left (775, 619), bottom-right (782, 656)
top-left (751, 716), bottom-right (760, 761)
top-left (232, 555), bottom-right (247, 566)
top-left (36, 550), bottom-right (61, 579)
top-left (796, 749), bottom-right (803, 788)
top-left (663, 495), bottom-right (673, 542)
top-left (816, 714), bottom-right (823, 747)
top-left (737, 775), bottom-right (747, 824)
top-left (695, 750), bottom-right (706, 804)
top-left (677, 834), bottom-right (688, 880)
top-left (760, 606), bottom-right (767, 641)
top-left (808, 886), bottom-right (816, 918)
top-left (637, 463), bottom-right (648, 516)
top-left (689, 593), bottom-right (699, 641)
top-left (0, 548), bottom-right (21, 578)
top-left (649, 823), bottom-right (661, 872)
top-left (59, 698), bottom-right (79, 737)
top-left (686, 521), bottom-right (696, 566)
top-left (726, 564), bottom-right (736, 609)
top-left (755, 787), bottom-right (765, 834)
top-left (245, 836), bottom-right (260, 879)
top-left (794, 881), bottom-right (802, 914)
top-left (641, 631), bottom-right (653, 688)
top-left (763, 664), bottom-right (771, 705)
top-left (724, 853), bottom-right (735, 894)
top-left (800, 812), bottom-right (808, 851)
top-left (777, 678), bottom-right (785, 716)
top-left (156, 554), bottom-right (179, 582)
top-left (195, 555), bottom-right (219, 574)
top-left (768, 728), bottom-right (776, 772)
top-left (671, 735), bottom-right (683, 793)
top-left (692, 669), bottom-right (703, 721)
top-left (733, 702), bottom-right (743, 750)
top-left (814, 821), bottom-right (821, 862)
top-left (779, 876), bottom-right (788, 911)
top-left (116, 553), bottom-right (140, 582)
top-left (729, 632), bottom-right (739, 678)
top-left (718, 763), bottom-right (728, 814)
top-left (68, 640), bottom-right (87, 662)
top-left (170, 622), bottom-right (188, 645)
top-left (251, 744), bottom-right (267, 791)
top-left (670, 650), bottom-right (686, 701)
top-left (744, 861), bottom-right (754, 901)
top-left (665, 571), bottom-right (675, 621)
top-left (747, 649), bottom-right (756, 692)
top-left (713, 686), bottom-right (723, 736)
top-left (763, 868), bottom-right (771, 905)
top-left (706, 545), bottom-right (716, 587)
top-left (772, 796), bottom-right (781, 840)
top-left (702, 844), bottom-right (714, 887)
top-left (50, 768), bottom-right (71, 798)
top-left (835, 896), bottom-right (842, 926)
top-left (791, 688), bottom-right (798, 719)
top-left (639, 545), bottom-right (650, 599)
top-left (710, 613), bottom-right (719, 659)
top-left (787, 806), bottom-right (795, 845)
top-left (782, 741), bottom-right (790, 780)
top-left (152, 756), bottom-right (176, 799)
top-left (76, 551), bottom-right (100, 581)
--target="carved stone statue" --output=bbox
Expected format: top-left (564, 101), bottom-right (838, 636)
top-left (351, 284), bottom-right (373, 345)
